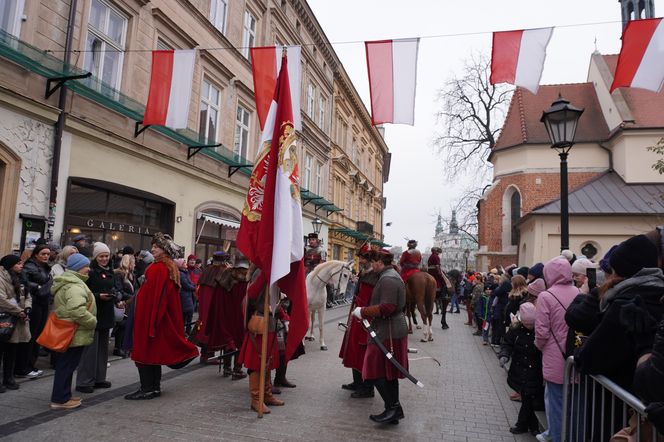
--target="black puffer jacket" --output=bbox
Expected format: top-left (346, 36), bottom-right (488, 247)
top-left (576, 268), bottom-right (664, 389)
top-left (22, 258), bottom-right (52, 306)
top-left (87, 262), bottom-right (118, 330)
top-left (499, 324), bottom-right (544, 395)
top-left (634, 317), bottom-right (664, 435)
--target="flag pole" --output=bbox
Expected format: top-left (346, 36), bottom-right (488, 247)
top-left (257, 284), bottom-right (270, 418)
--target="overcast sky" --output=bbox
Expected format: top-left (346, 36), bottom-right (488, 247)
top-left (308, 0), bottom-right (659, 250)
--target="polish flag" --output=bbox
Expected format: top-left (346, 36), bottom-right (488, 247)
top-left (490, 28), bottom-right (553, 94)
top-left (365, 38), bottom-right (419, 126)
top-left (250, 46), bottom-right (301, 131)
top-left (237, 54), bottom-right (307, 362)
top-left (143, 50), bottom-right (196, 128)
top-left (611, 18), bottom-right (664, 93)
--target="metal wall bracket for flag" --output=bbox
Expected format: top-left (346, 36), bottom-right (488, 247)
top-left (187, 144), bottom-right (221, 160)
top-left (45, 72), bottom-right (92, 99)
top-left (134, 121), bottom-right (151, 138)
top-left (228, 164), bottom-right (248, 177)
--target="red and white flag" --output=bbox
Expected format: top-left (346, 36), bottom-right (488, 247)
top-left (490, 28), bottom-right (553, 94)
top-left (237, 54), bottom-right (307, 362)
top-left (365, 38), bottom-right (419, 126)
top-left (143, 50), bottom-right (196, 128)
top-left (611, 18), bottom-right (664, 93)
top-left (250, 46), bottom-right (301, 131)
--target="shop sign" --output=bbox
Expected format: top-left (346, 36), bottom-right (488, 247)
top-left (85, 219), bottom-right (151, 235)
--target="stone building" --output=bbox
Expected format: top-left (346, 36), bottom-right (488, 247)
top-left (0, 0), bottom-right (389, 260)
top-left (433, 211), bottom-right (476, 272)
top-left (476, 0), bottom-right (664, 269)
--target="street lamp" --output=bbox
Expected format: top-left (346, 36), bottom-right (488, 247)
top-left (463, 248), bottom-right (470, 272)
top-left (311, 217), bottom-right (323, 235)
top-left (540, 95), bottom-right (584, 252)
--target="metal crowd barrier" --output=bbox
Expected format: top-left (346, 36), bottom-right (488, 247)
top-left (561, 356), bottom-right (661, 442)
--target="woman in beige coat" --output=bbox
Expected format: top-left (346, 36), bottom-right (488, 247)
top-left (0, 255), bottom-right (32, 392)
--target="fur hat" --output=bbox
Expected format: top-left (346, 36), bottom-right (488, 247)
top-left (610, 235), bottom-right (658, 278)
top-left (407, 239), bottom-right (417, 248)
top-left (234, 260), bottom-right (250, 269)
top-left (67, 253), bottom-right (90, 272)
top-left (0, 254), bottom-right (21, 271)
top-left (151, 233), bottom-right (181, 258)
top-left (92, 242), bottom-right (111, 260)
top-left (518, 302), bottom-right (536, 330)
top-left (527, 278), bottom-right (546, 297)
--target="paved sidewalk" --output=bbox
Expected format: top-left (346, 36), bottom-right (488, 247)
top-left (0, 308), bottom-right (537, 441)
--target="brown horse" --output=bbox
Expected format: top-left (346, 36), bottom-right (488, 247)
top-left (405, 271), bottom-right (437, 342)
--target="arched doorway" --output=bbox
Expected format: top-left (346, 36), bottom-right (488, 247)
top-left (0, 144), bottom-right (21, 254)
top-left (193, 204), bottom-right (241, 264)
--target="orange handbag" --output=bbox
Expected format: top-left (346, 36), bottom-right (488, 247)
top-left (36, 313), bottom-right (78, 353)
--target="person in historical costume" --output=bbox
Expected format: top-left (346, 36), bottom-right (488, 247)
top-left (124, 233), bottom-right (198, 400)
top-left (303, 233), bottom-right (326, 274)
top-left (427, 247), bottom-right (445, 314)
top-left (193, 251), bottom-right (230, 363)
top-left (352, 249), bottom-right (408, 424)
top-left (339, 244), bottom-right (379, 398)
top-left (399, 240), bottom-right (421, 282)
top-left (272, 294), bottom-right (305, 392)
top-left (206, 260), bottom-right (249, 380)
top-left (238, 270), bottom-right (285, 414)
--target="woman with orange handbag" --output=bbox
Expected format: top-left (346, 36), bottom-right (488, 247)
top-left (48, 253), bottom-right (97, 410)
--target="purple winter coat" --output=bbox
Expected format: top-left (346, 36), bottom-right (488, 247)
top-left (535, 257), bottom-right (579, 384)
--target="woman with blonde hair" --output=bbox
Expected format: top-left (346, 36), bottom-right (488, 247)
top-left (50, 246), bottom-right (78, 277)
top-left (505, 275), bottom-right (529, 327)
top-left (112, 254), bottom-right (135, 358)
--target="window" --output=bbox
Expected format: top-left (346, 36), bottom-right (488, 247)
top-left (348, 191), bottom-right (354, 219)
top-left (156, 38), bottom-right (172, 50)
top-left (318, 96), bottom-right (326, 130)
top-left (242, 10), bottom-right (256, 58)
top-left (303, 154), bottom-right (313, 190)
top-left (199, 79), bottom-right (221, 143)
top-left (209, 0), bottom-right (228, 34)
top-left (0, 0), bottom-right (24, 36)
top-left (351, 139), bottom-right (358, 165)
top-left (333, 244), bottom-right (341, 260)
top-left (314, 161), bottom-right (322, 194)
top-left (84, 0), bottom-right (127, 90)
top-left (307, 83), bottom-right (315, 117)
top-left (234, 105), bottom-right (250, 159)
top-left (510, 191), bottom-right (521, 246)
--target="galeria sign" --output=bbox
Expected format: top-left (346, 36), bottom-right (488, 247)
top-left (85, 219), bottom-right (151, 235)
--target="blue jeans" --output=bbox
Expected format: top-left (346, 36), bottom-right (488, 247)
top-left (51, 346), bottom-right (84, 404)
top-left (545, 381), bottom-right (564, 442)
top-left (449, 295), bottom-right (459, 312)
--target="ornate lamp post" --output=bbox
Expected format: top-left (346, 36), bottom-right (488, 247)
top-left (311, 217), bottom-right (323, 235)
top-left (540, 95), bottom-right (584, 252)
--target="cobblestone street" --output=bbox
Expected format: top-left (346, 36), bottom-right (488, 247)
top-left (0, 308), bottom-right (537, 441)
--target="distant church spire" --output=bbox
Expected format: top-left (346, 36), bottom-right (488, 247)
top-left (620, 0), bottom-right (655, 29)
top-left (449, 210), bottom-right (459, 235)
top-left (435, 212), bottom-right (444, 236)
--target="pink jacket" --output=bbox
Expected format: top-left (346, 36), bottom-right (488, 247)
top-left (535, 257), bottom-right (579, 384)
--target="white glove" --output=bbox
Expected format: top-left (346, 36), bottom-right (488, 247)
top-left (283, 321), bottom-right (289, 332)
top-left (352, 307), bottom-right (362, 320)
top-left (499, 356), bottom-right (509, 367)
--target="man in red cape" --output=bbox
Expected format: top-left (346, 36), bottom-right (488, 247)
top-left (339, 244), bottom-right (378, 399)
top-left (399, 239), bottom-right (422, 282)
top-left (125, 233), bottom-right (198, 400)
top-left (193, 251), bottom-right (229, 363)
top-left (206, 260), bottom-right (249, 379)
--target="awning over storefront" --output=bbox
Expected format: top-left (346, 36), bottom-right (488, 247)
top-left (301, 189), bottom-right (343, 216)
top-left (330, 227), bottom-right (391, 248)
top-left (199, 213), bottom-right (240, 229)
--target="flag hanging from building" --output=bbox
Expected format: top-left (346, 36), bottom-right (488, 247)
top-left (365, 38), bottom-right (419, 126)
top-left (611, 18), bottom-right (664, 93)
top-left (143, 50), bottom-right (196, 129)
top-left (237, 53), bottom-right (307, 362)
top-left (490, 27), bottom-right (553, 94)
top-left (250, 46), bottom-right (301, 131)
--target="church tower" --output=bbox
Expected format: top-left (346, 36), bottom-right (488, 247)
top-left (449, 210), bottom-right (459, 235)
top-left (620, 0), bottom-right (655, 29)
top-left (435, 213), bottom-right (444, 236)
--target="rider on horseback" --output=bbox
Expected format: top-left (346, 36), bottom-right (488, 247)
top-left (399, 239), bottom-right (422, 282)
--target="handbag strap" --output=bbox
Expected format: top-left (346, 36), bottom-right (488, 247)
top-left (543, 290), bottom-right (569, 359)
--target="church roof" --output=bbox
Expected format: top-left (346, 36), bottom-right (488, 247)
top-left (526, 172), bottom-right (664, 216)
top-left (493, 84), bottom-right (609, 152)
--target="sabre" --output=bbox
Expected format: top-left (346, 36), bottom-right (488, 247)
top-left (361, 319), bottom-right (424, 388)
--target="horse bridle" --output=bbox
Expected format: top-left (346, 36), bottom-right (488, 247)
top-left (316, 262), bottom-right (352, 296)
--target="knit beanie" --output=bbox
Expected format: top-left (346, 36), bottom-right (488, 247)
top-left (519, 302), bottom-right (536, 330)
top-left (0, 254), bottom-right (21, 271)
top-left (174, 258), bottom-right (186, 269)
top-left (527, 278), bottom-right (546, 297)
top-left (67, 253), bottom-right (90, 272)
top-left (561, 250), bottom-right (575, 263)
top-left (528, 263), bottom-right (544, 280)
top-left (571, 258), bottom-right (595, 275)
top-left (610, 235), bottom-right (658, 278)
top-left (516, 266), bottom-right (529, 279)
top-left (600, 245), bottom-right (619, 274)
top-left (92, 242), bottom-right (111, 260)
top-left (142, 251), bottom-right (154, 264)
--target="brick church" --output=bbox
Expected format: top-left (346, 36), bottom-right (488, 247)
top-left (476, 0), bottom-right (664, 270)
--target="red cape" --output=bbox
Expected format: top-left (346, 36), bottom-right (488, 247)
top-left (206, 281), bottom-right (247, 351)
top-left (192, 284), bottom-right (218, 346)
top-left (131, 261), bottom-right (199, 365)
top-left (339, 281), bottom-right (373, 371)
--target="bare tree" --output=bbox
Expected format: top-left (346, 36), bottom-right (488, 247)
top-left (433, 53), bottom-right (512, 182)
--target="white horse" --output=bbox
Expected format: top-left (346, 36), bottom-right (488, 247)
top-left (305, 260), bottom-right (354, 351)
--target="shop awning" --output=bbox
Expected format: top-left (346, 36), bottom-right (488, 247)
top-left (199, 213), bottom-right (240, 229)
top-left (330, 228), bottom-right (390, 248)
top-left (0, 29), bottom-right (253, 177)
top-left (301, 189), bottom-right (343, 216)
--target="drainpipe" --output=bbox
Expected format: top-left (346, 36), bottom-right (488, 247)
top-left (47, 0), bottom-right (77, 242)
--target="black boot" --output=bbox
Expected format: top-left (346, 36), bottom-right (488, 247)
top-left (351, 379), bottom-right (375, 398)
top-left (342, 369), bottom-right (363, 390)
top-left (125, 364), bottom-right (159, 400)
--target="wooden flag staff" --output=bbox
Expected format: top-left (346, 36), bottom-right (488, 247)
top-left (257, 284), bottom-right (270, 418)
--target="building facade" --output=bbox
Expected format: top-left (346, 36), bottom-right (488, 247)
top-left (0, 0), bottom-right (389, 262)
top-left (433, 211), bottom-right (476, 272)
